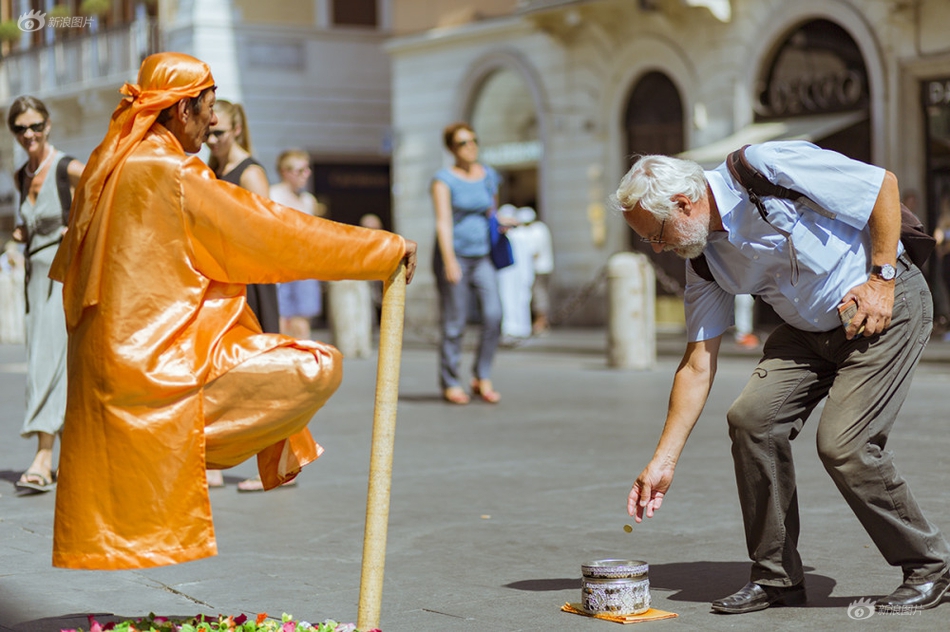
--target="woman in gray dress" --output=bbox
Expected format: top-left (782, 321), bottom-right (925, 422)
top-left (8, 96), bottom-right (84, 494)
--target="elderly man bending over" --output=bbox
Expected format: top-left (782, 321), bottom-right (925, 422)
top-left (49, 52), bottom-right (417, 570)
top-left (617, 142), bottom-right (949, 614)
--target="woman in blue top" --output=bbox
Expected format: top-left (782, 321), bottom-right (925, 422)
top-left (431, 122), bottom-right (503, 404)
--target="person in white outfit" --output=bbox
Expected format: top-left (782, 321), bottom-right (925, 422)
top-left (496, 204), bottom-right (535, 343)
top-left (519, 207), bottom-right (554, 334)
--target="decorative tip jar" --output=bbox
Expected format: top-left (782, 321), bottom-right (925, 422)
top-left (581, 559), bottom-right (650, 615)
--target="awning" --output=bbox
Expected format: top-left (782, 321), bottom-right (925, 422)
top-left (678, 111), bottom-right (868, 168)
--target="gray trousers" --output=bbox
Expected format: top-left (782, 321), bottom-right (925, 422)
top-left (727, 261), bottom-right (950, 587)
top-left (434, 252), bottom-right (502, 390)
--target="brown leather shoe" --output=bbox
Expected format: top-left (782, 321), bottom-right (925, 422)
top-left (711, 581), bottom-right (806, 614)
top-left (876, 567), bottom-right (950, 612)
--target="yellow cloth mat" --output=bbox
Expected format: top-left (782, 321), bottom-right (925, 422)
top-left (561, 603), bottom-right (679, 624)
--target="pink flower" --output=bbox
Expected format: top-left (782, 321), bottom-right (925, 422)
top-left (282, 622), bottom-right (296, 632)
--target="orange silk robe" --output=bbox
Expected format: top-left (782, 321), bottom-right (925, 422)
top-left (50, 125), bottom-right (405, 570)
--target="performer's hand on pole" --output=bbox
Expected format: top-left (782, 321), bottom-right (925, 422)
top-left (403, 239), bottom-right (417, 284)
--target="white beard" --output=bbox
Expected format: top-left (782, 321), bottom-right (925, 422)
top-left (670, 213), bottom-right (709, 260)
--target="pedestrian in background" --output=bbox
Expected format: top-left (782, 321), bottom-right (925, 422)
top-left (619, 141), bottom-right (950, 614)
top-left (7, 96), bottom-right (85, 495)
top-left (518, 205), bottom-right (554, 335)
top-left (929, 190), bottom-right (950, 334)
top-left (360, 213), bottom-right (385, 323)
top-left (206, 99), bottom-right (280, 335)
top-left (272, 149), bottom-right (326, 341)
top-left (0, 241), bottom-right (26, 343)
top-left (733, 294), bottom-right (759, 348)
top-left (496, 204), bottom-right (535, 344)
top-left (205, 98), bottom-right (278, 490)
top-left (431, 122), bottom-right (503, 404)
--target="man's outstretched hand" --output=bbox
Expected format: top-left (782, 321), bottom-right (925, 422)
top-left (627, 459), bottom-right (674, 523)
top-left (403, 240), bottom-right (418, 284)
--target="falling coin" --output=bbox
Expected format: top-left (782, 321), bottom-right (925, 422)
top-left (623, 524), bottom-right (633, 533)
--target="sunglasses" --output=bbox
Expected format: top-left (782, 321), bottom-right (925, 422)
top-left (12, 122), bottom-right (47, 135)
top-left (454, 137), bottom-right (478, 148)
top-left (208, 129), bottom-right (231, 139)
top-left (640, 218), bottom-right (666, 245)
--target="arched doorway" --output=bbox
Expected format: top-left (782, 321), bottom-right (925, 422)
top-left (623, 71), bottom-right (687, 294)
top-left (755, 19), bottom-right (871, 162)
top-left (469, 67), bottom-right (541, 213)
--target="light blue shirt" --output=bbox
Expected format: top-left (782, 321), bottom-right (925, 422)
top-left (433, 166), bottom-right (499, 257)
top-left (685, 141), bottom-right (896, 341)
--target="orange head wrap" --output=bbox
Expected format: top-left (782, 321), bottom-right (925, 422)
top-left (51, 52), bottom-right (215, 327)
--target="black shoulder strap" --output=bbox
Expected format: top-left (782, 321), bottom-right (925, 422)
top-left (690, 253), bottom-right (715, 283)
top-left (15, 166), bottom-right (27, 211)
top-left (57, 155), bottom-right (74, 225)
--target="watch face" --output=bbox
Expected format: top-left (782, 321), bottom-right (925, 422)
top-left (875, 264), bottom-right (897, 280)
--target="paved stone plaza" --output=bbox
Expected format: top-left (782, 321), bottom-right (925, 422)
top-left (1, 330), bottom-right (948, 631)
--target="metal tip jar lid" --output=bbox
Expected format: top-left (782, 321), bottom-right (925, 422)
top-left (582, 559), bottom-right (649, 579)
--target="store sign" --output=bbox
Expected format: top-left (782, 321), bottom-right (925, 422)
top-left (926, 79), bottom-right (950, 106)
top-left (480, 140), bottom-right (543, 167)
top-left (765, 70), bottom-right (864, 116)
top-left (756, 22), bottom-right (868, 119)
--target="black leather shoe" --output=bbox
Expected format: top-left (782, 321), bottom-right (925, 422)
top-left (711, 581), bottom-right (807, 614)
top-left (876, 567), bottom-right (950, 612)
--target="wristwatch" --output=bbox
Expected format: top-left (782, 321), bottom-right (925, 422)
top-left (870, 264), bottom-right (897, 281)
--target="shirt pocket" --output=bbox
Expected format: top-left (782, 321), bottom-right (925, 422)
top-left (788, 216), bottom-right (851, 276)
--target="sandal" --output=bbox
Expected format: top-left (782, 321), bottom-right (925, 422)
top-left (443, 386), bottom-right (470, 405)
top-left (206, 470), bottom-right (225, 488)
top-left (471, 379), bottom-right (501, 404)
top-left (15, 470), bottom-right (56, 495)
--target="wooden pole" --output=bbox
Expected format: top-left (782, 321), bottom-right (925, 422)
top-left (357, 263), bottom-right (406, 631)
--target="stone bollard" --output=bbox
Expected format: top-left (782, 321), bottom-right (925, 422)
top-left (606, 252), bottom-right (656, 369)
top-left (327, 280), bottom-right (374, 359)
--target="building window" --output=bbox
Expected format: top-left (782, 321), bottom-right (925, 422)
top-left (332, 0), bottom-right (376, 27)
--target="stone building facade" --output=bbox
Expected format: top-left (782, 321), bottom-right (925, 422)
top-left (388, 0), bottom-right (950, 327)
top-left (1, 0), bottom-right (395, 232)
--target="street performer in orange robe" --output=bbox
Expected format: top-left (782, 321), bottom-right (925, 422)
top-left (48, 52), bottom-right (417, 570)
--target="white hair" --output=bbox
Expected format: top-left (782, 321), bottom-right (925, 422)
top-left (613, 155), bottom-right (707, 220)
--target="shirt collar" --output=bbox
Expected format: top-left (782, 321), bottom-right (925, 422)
top-left (705, 169), bottom-right (741, 244)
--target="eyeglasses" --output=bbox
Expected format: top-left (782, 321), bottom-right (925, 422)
top-left (640, 218), bottom-right (666, 245)
top-left (454, 137), bottom-right (478, 148)
top-left (12, 122), bottom-right (47, 135)
top-left (208, 129), bottom-right (231, 139)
